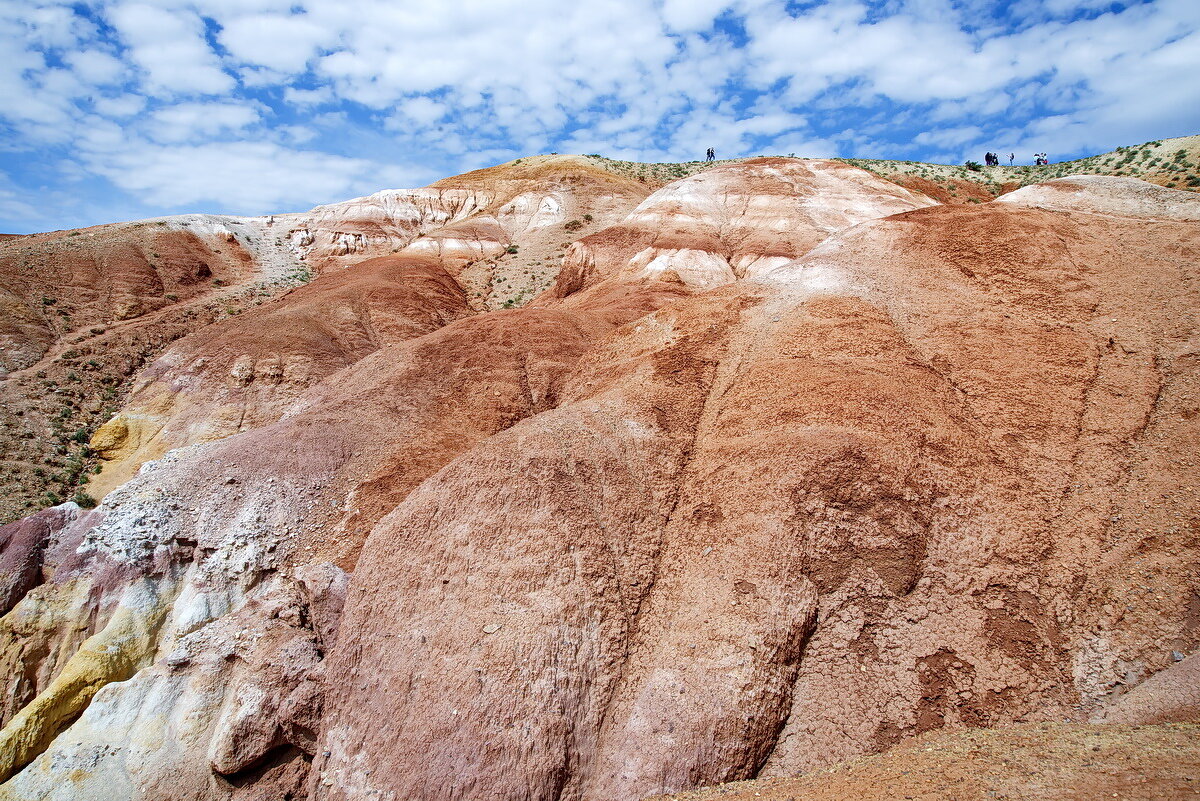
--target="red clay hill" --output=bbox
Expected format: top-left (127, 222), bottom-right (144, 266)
top-left (0, 142), bottom-right (1198, 801)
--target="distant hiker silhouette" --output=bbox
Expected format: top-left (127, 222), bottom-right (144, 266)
top-left (706, 147), bottom-right (715, 162)
top-left (1009, 152), bottom-right (1015, 166)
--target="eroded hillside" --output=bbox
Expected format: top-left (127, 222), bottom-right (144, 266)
top-left (0, 156), bottom-right (652, 521)
top-left (0, 146), bottom-right (1198, 801)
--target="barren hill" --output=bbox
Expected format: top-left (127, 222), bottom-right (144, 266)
top-left (0, 140), bottom-right (1198, 801)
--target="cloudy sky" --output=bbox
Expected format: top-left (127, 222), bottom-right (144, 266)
top-left (1, 0), bottom-right (1197, 232)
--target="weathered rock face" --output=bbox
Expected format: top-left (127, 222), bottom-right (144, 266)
top-left (0, 159), bottom-right (1197, 801)
top-left (280, 156), bottom-right (652, 279)
top-left (0, 212), bottom-right (317, 522)
top-left (552, 158), bottom-right (936, 295)
top-left (0, 156), bottom-right (649, 522)
top-left (0, 256), bottom-right (690, 800)
top-left (0, 218), bottom-right (266, 375)
top-left (316, 177), bottom-right (1200, 799)
top-left (86, 255), bottom-right (474, 497)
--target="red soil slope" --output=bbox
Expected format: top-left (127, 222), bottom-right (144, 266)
top-left (0, 167), bottom-right (1197, 801)
top-left (311, 179), bottom-right (1199, 800)
top-left (86, 255), bottom-right (474, 497)
top-left (648, 722), bottom-right (1200, 801)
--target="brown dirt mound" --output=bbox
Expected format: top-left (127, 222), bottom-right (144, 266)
top-left (0, 221), bottom-right (254, 373)
top-left (647, 723), bottom-right (1200, 801)
top-left (86, 254), bottom-right (474, 499)
top-left (0, 220), bottom-right (290, 522)
top-left (889, 174), bottom-right (995, 205)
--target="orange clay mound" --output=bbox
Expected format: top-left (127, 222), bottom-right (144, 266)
top-left (648, 722), bottom-right (1200, 801)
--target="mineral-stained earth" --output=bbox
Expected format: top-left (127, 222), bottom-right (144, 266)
top-left (1, 138), bottom-right (1199, 801)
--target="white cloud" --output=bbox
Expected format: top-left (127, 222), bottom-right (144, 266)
top-left (283, 86), bottom-right (333, 106)
top-left (81, 139), bottom-right (419, 212)
top-left (1, 0), bottom-right (1198, 231)
top-left (661, 0), bottom-right (734, 31)
top-left (106, 2), bottom-right (233, 95)
top-left (278, 124), bottom-right (317, 144)
top-left (93, 94), bottom-right (145, 117)
top-left (148, 100), bottom-right (262, 142)
top-left (218, 12), bottom-right (331, 72)
top-left (0, 176), bottom-right (39, 225)
top-left (399, 96), bottom-right (445, 126)
top-left (913, 125), bottom-right (985, 149)
top-left (65, 49), bottom-right (125, 84)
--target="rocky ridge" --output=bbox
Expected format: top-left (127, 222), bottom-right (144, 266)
top-left (0, 149), bottom-right (1197, 801)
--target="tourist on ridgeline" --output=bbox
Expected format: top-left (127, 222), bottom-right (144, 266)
top-left (1009, 152), bottom-right (1015, 166)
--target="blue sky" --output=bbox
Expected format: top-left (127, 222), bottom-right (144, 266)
top-left (1, 0), bottom-right (1197, 233)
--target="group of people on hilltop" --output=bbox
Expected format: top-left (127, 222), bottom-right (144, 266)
top-left (983, 151), bottom-right (1050, 166)
top-left (698, 145), bottom-right (1053, 168)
